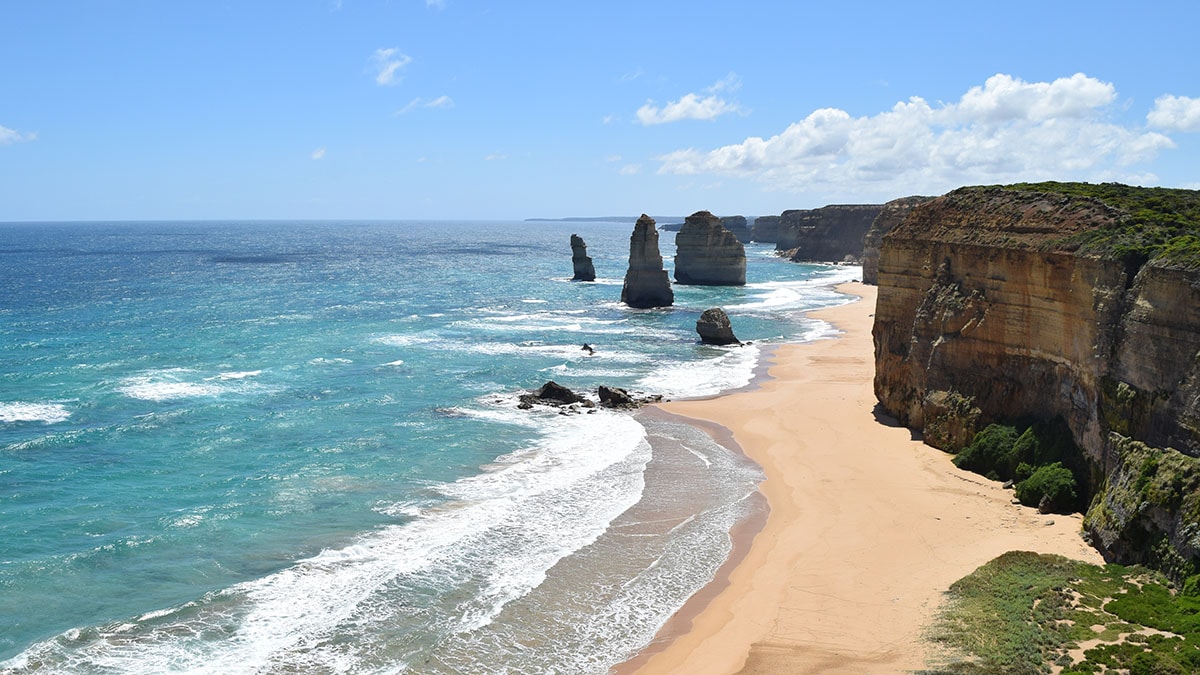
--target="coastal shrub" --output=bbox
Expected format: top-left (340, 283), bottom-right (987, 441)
top-left (1015, 463), bottom-right (1078, 513)
top-left (952, 424), bottom-right (1021, 479)
top-left (930, 552), bottom-right (1200, 673)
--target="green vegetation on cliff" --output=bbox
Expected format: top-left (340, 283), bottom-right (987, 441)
top-left (997, 181), bottom-right (1200, 269)
top-left (925, 552), bottom-right (1200, 674)
top-left (952, 420), bottom-right (1086, 513)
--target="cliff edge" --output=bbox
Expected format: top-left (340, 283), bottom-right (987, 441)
top-left (872, 182), bottom-right (1200, 573)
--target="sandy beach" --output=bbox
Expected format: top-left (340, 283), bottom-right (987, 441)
top-left (624, 282), bottom-right (1103, 674)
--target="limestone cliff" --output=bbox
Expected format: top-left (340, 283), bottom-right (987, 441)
top-left (570, 234), bottom-right (596, 281)
top-left (872, 182), bottom-right (1200, 570)
top-left (861, 196), bottom-right (934, 285)
top-left (777, 204), bottom-right (884, 263)
top-left (674, 210), bottom-right (747, 286)
top-left (720, 216), bottom-right (752, 244)
top-left (621, 214), bottom-right (674, 308)
top-left (751, 215), bottom-right (780, 244)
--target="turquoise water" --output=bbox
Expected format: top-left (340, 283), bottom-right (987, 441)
top-left (0, 220), bottom-right (858, 673)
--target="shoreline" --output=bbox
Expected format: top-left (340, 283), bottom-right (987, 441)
top-left (618, 282), bottom-right (1103, 674)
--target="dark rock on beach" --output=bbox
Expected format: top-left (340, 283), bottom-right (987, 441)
top-left (518, 381), bottom-right (584, 409)
top-left (696, 307), bottom-right (740, 345)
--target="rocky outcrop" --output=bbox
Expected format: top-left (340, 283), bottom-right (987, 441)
top-left (751, 216), bottom-right (781, 243)
top-left (621, 214), bottom-right (674, 308)
top-left (696, 308), bottom-right (740, 345)
top-left (720, 216), bottom-right (752, 243)
top-left (861, 196), bottom-right (934, 285)
top-left (570, 234), bottom-right (596, 281)
top-left (777, 204), bottom-right (884, 262)
top-left (674, 210), bottom-right (746, 286)
top-left (872, 183), bottom-right (1200, 571)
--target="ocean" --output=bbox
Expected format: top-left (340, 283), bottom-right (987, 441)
top-left (0, 220), bottom-right (859, 674)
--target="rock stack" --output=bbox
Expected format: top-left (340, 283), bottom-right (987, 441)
top-left (620, 214), bottom-right (674, 308)
top-left (570, 234), bottom-right (596, 281)
top-left (720, 216), bottom-right (752, 243)
top-left (696, 308), bottom-right (740, 345)
top-left (751, 215), bottom-right (781, 244)
top-left (674, 210), bottom-right (746, 286)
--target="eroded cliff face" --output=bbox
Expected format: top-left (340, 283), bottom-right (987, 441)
top-left (861, 196), bottom-right (934, 285)
top-left (750, 215), bottom-right (780, 244)
top-left (720, 216), bottom-right (752, 244)
top-left (873, 185), bottom-right (1200, 569)
top-left (777, 204), bottom-right (884, 262)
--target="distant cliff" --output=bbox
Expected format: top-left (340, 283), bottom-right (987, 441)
top-left (720, 216), bottom-right (752, 244)
top-left (777, 204), bottom-right (884, 262)
top-left (872, 183), bottom-right (1200, 572)
top-left (751, 216), bottom-right (780, 244)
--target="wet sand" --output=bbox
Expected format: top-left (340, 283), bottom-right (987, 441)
top-left (622, 282), bottom-right (1102, 674)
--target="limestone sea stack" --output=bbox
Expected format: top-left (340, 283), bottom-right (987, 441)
top-left (620, 214), bottom-right (674, 308)
top-left (751, 215), bottom-right (781, 244)
top-left (720, 216), bottom-right (752, 243)
top-left (569, 234), bottom-right (596, 281)
top-left (673, 210), bottom-right (746, 286)
top-left (696, 307), bottom-right (740, 345)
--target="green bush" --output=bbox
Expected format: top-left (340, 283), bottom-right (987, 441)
top-left (953, 424), bottom-right (1021, 479)
top-left (1015, 463), bottom-right (1078, 512)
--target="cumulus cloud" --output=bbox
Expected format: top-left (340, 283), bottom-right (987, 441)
top-left (636, 74), bottom-right (745, 125)
top-left (311, 146), bottom-right (326, 160)
top-left (372, 47), bottom-right (412, 86)
top-left (656, 73), bottom-right (1175, 198)
top-left (395, 95), bottom-right (455, 115)
top-left (1148, 94), bottom-right (1200, 132)
top-left (0, 124), bottom-right (37, 145)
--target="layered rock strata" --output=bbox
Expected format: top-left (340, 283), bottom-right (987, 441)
top-left (777, 204), bottom-right (884, 262)
top-left (872, 183), bottom-right (1200, 570)
top-left (569, 234), bottom-right (596, 281)
top-left (861, 196), bottom-right (934, 285)
top-left (673, 210), bottom-right (746, 286)
top-left (720, 216), bottom-right (752, 243)
top-left (620, 214), bottom-right (674, 308)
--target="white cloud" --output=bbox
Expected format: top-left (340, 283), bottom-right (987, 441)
top-left (656, 73), bottom-right (1176, 198)
top-left (372, 47), bottom-right (412, 86)
top-left (395, 95), bottom-right (455, 115)
top-left (484, 152), bottom-right (507, 161)
top-left (426, 0), bottom-right (445, 7)
top-left (311, 146), bottom-right (326, 160)
top-left (0, 124), bottom-right (37, 145)
top-left (636, 75), bottom-right (745, 125)
top-left (1148, 94), bottom-right (1200, 132)
top-left (602, 114), bottom-right (617, 125)
top-left (619, 164), bottom-right (641, 175)
top-left (605, 154), bottom-right (622, 163)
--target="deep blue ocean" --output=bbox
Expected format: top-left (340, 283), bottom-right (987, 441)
top-left (0, 220), bottom-right (858, 674)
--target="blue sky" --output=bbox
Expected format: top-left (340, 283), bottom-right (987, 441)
top-left (2, 0), bottom-right (1198, 221)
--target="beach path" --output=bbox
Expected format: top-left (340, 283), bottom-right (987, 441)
top-left (626, 282), bottom-right (1102, 674)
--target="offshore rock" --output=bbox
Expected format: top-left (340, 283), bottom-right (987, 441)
top-left (777, 204), bottom-right (884, 262)
top-left (620, 214), bottom-right (674, 308)
top-left (861, 196), bottom-right (934, 285)
top-left (570, 234), bottom-right (596, 281)
top-left (871, 183), bottom-right (1200, 571)
top-left (674, 210), bottom-right (747, 286)
top-left (696, 307), bottom-right (740, 345)
top-left (598, 385), bottom-right (664, 409)
top-left (518, 380), bottom-right (584, 409)
top-left (751, 215), bottom-right (781, 244)
top-left (720, 216), bottom-right (752, 243)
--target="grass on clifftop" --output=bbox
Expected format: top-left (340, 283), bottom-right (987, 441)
top-left (996, 182), bottom-right (1200, 269)
top-left (922, 551), bottom-right (1200, 674)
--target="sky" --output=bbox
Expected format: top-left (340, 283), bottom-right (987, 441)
top-left (2, 0), bottom-right (1199, 221)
